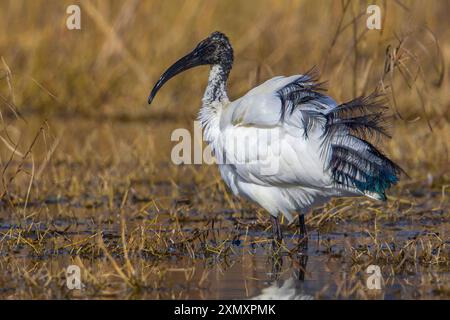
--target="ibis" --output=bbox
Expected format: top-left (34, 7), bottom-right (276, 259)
top-left (148, 31), bottom-right (402, 242)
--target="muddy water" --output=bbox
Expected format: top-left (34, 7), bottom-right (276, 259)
top-left (149, 220), bottom-right (448, 300)
top-left (0, 203), bottom-right (448, 300)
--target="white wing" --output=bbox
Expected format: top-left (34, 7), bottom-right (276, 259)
top-left (218, 71), bottom-right (336, 189)
top-left (218, 70), bottom-right (401, 199)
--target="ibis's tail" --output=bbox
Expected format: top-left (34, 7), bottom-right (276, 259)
top-left (324, 92), bottom-right (403, 200)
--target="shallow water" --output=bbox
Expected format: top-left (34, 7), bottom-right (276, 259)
top-left (0, 200), bottom-right (448, 300)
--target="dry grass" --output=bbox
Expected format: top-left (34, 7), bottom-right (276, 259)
top-left (0, 0), bottom-right (449, 299)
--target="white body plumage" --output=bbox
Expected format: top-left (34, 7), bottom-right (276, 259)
top-left (199, 67), bottom-right (355, 222)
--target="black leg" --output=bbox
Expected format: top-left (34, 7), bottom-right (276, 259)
top-left (297, 213), bottom-right (308, 250)
top-left (270, 215), bottom-right (283, 243)
top-left (298, 214), bottom-right (307, 238)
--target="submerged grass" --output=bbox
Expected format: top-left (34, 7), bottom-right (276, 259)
top-left (0, 0), bottom-right (449, 299)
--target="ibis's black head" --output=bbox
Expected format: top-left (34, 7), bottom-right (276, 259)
top-left (148, 31), bottom-right (233, 104)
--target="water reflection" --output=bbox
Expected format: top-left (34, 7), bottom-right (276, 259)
top-left (253, 248), bottom-right (313, 300)
top-left (251, 277), bottom-right (313, 300)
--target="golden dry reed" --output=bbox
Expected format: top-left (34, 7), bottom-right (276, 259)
top-left (0, 0), bottom-right (448, 299)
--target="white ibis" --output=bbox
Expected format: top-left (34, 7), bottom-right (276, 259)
top-left (148, 31), bottom-right (402, 242)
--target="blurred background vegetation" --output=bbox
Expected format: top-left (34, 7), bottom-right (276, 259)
top-left (0, 0), bottom-right (447, 114)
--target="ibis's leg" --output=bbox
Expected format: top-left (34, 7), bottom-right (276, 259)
top-left (270, 215), bottom-right (283, 243)
top-left (297, 213), bottom-right (308, 250)
top-left (298, 214), bottom-right (307, 238)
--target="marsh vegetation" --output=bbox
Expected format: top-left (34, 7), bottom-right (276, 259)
top-left (0, 0), bottom-right (448, 299)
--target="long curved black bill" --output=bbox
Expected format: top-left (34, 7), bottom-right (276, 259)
top-left (148, 51), bottom-right (203, 105)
